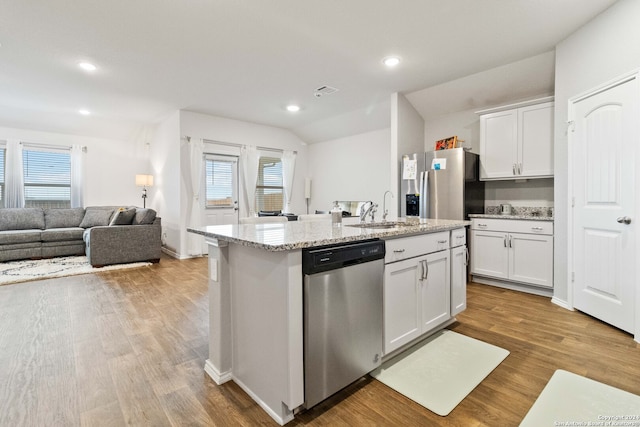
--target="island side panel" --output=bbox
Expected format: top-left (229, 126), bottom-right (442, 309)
top-left (204, 238), bottom-right (233, 383)
top-left (229, 243), bottom-right (304, 425)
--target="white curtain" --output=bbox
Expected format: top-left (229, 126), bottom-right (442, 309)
top-left (281, 150), bottom-right (296, 213)
top-left (5, 140), bottom-right (24, 208)
top-left (240, 145), bottom-right (259, 216)
top-left (187, 138), bottom-right (204, 256)
top-left (70, 144), bottom-right (84, 208)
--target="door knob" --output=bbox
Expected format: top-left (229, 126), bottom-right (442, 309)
top-left (616, 216), bottom-right (632, 224)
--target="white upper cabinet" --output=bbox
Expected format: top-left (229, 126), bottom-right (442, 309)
top-left (478, 98), bottom-right (554, 180)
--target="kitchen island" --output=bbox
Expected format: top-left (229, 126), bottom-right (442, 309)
top-left (188, 218), bottom-right (469, 425)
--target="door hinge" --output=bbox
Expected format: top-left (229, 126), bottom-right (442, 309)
top-left (567, 120), bottom-right (575, 132)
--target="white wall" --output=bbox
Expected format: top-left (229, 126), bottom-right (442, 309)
top-left (307, 128), bottom-right (391, 215)
top-left (484, 179), bottom-right (554, 208)
top-left (392, 93), bottom-right (425, 217)
top-left (424, 108), bottom-right (480, 154)
top-left (150, 111), bottom-right (181, 254)
top-left (554, 0), bottom-right (640, 303)
top-left (0, 125), bottom-right (148, 207)
top-left (161, 111), bottom-right (307, 258)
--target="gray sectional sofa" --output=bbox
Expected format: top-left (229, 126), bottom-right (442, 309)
top-left (0, 206), bottom-right (161, 267)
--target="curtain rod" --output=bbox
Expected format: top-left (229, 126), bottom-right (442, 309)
top-left (187, 136), bottom-right (296, 155)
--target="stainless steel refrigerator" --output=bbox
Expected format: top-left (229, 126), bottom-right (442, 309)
top-left (401, 148), bottom-right (484, 220)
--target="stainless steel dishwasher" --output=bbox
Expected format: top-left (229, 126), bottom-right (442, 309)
top-left (302, 239), bottom-right (385, 409)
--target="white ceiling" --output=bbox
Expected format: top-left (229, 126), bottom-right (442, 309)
top-left (0, 0), bottom-right (617, 143)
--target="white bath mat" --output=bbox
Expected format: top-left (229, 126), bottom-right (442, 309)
top-left (0, 255), bottom-right (151, 285)
top-left (371, 329), bottom-right (509, 416)
top-left (520, 369), bottom-right (640, 426)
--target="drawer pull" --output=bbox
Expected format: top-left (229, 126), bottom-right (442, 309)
top-left (437, 240), bottom-right (448, 244)
top-left (456, 235), bottom-right (464, 239)
top-left (393, 249), bottom-right (406, 253)
top-left (531, 226), bottom-right (543, 231)
top-left (478, 223), bottom-right (487, 227)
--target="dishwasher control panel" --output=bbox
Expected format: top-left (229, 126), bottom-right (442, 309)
top-left (302, 239), bottom-right (385, 275)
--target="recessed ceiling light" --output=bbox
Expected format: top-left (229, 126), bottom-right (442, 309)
top-left (78, 62), bottom-right (97, 72)
top-left (383, 56), bottom-right (401, 67)
top-left (78, 109), bottom-right (91, 116)
top-left (286, 105), bottom-right (300, 113)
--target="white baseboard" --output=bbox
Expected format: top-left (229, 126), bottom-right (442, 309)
top-left (472, 276), bottom-right (553, 298)
top-left (232, 376), bottom-right (295, 426)
top-left (204, 359), bottom-right (232, 385)
top-left (551, 297), bottom-right (574, 311)
top-left (161, 246), bottom-right (204, 260)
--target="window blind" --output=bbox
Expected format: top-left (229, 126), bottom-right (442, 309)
top-left (256, 156), bottom-right (283, 212)
top-left (23, 147), bottom-right (71, 208)
top-left (205, 157), bottom-right (235, 207)
top-left (0, 146), bottom-right (5, 205)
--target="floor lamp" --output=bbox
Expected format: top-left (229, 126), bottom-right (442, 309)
top-left (135, 174), bottom-right (154, 208)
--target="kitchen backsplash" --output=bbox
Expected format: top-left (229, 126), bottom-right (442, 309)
top-left (485, 205), bottom-right (554, 217)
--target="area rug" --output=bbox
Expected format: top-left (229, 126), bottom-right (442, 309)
top-left (371, 329), bottom-right (509, 416)
top-left (0, 256), bottom-right (151, 286)
top-left (520, 369), bottom-right (640, 426)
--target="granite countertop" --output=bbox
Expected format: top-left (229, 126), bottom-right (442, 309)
top-left (469, 214), bottom-right (554, 222)
top-left (188, 218), bottom-right (470, 251)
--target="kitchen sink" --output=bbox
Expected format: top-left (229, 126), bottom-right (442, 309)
top-left (346, 221), bottom-right (420, 229)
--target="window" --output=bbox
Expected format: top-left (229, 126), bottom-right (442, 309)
top-left (23, 147), bottom-right (71, 209)
top-left (205, 155), bottom-right (238, 208)
top-left (256, 156), bottom-right (283, 212)
top-left (0, 145), bottom-right (5, 207)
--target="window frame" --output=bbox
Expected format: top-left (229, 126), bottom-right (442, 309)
top-left (22, 144), bottom-right (72, 209)
top-left (204, 154), bottom-right (238, 210)
top-left (255, 154), bottom-right (284, 213)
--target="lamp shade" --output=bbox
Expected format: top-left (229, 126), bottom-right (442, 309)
top-left (135, 174), bottom-right (154, 187)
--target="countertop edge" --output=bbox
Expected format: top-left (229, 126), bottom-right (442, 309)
top-left (188, 221), bottom-right (470, 252)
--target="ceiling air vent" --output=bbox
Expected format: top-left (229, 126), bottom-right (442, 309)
top-left (314, 85), bottom-right (339, 97)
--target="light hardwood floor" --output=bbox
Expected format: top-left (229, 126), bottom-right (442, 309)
top-left (1, 255), bottom-right (638, 426)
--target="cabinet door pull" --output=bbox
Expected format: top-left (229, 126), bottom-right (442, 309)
top-left (518, 163), bottom-right (522, 175)
top-left (393, 249), bottom-right (405, 253)
top-left (509, 235), bottom-right (513, 248)
top-left (465, 248), bottom-right (469, 266)
top-left (504, 236), bottom-right (507, 247)
top-left (424, 260), bottom-right (429, 281)
top-left (513, 163), bottom-right (516, 175)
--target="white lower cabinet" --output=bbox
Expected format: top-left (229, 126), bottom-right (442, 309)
top-left (384, 231), bottom-right (458, 355)
top-left (470, 219), bottom-right (553, 288)
top-left (450, 245), bottom-right (468, 316)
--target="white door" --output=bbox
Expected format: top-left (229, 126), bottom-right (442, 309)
top-left (480, 109), bottom-right (518, 179)
top-left (450, 245), bottom-right (467, 316)
top-left (509, 233), bottom-right (553, 288)
top-left (470, 230), bottom-right (509, 279)
top-left (571, 75), bottom-right (638, 334)
top-left (384, 257), bottom-right (422, 354)
top-left (204, 154), bottom-right (239, 226)
top-left (518, 102), bottom-right (554, 177)
top-left (420, 250), bottom-right (450, 333)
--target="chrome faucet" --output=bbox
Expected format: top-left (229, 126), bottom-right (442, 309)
top-left (382, 190), bottom-right (394, 221)
top-left (359, 201), bottom-right (378, 223)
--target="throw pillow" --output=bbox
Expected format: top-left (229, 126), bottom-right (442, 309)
top-left (109, 207), bottom-right (136, 226)
top-left (79, 208), bottom-right (114, 228)
top-left (132, 208), bottom-right (157, 225)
